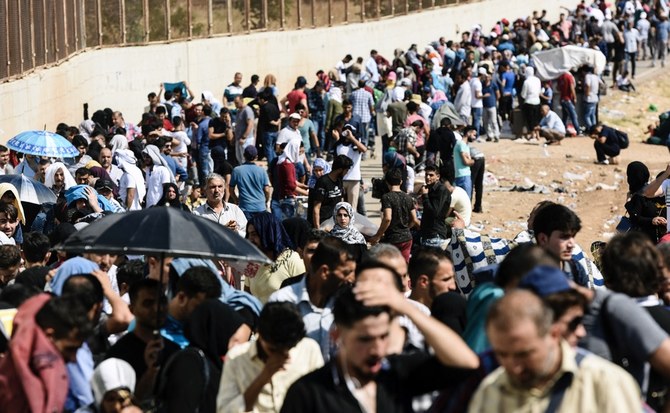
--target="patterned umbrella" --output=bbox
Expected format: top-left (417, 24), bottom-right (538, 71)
top-left (0, 174), bottom-right (57, 204)
top-left (7, 130), bottom-right (78, 158)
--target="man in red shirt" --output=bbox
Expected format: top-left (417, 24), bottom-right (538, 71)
top-left (557, 71), bottom-right (581, 135)
top-left (281, 76), bottom-right (309, 116)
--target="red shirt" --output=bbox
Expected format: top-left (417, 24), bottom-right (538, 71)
top-left (557, 72), bottom-right (575, 101)
top-left (275, 161), bottom-right (297, 198)
top-left (286, 90), bottom-right (307, 114)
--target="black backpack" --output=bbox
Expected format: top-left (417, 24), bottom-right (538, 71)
top-left (614, 128), bottom-right (630, 149)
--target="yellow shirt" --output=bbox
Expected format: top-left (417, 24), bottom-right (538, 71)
top-left (244, 249), bottom-right (305, 304)
top-left (216, 337), bottom-right (324, 413)
top-left (468, 341), bottom-right (641, 413)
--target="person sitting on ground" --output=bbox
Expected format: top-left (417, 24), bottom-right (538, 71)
top-left (244, 212), bottom-right (305, 303)
top-left (535, 103), bottom-right (566, 145)
top-left (329, 202), bottom-right (367, 262)
top-left (617, 70), bottom-right (636, 92)
top-left (217, 302), bottom-right (324, 413)
top-left (589, 122), bottom-right (622, 165)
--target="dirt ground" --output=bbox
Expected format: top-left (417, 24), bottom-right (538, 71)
top-left (361, 61), bottom-right (670, 255)
top-left (479, 62), bottom-right (670, 250)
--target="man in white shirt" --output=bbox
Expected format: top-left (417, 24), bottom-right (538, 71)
top-left (276, 113), bottom-right (303, 155)
top-left (470, 68), bottom-right (485, 140)
top-left (454, 71), bottom-right (472, 125)
top-left (141, 145), bottom-right (174, 208)
top-left (582, 66), bottom-right (600, 131)
top-left (193, 173), bottom-right (247, 237)
top-left (520, 66), bottom-right (542, 140)
top-left (536, 104), bottom-right (566, 145)
top-left (217, 302), bottom-right (324, 413)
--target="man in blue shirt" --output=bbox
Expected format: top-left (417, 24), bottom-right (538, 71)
top-left (196, 105), bottom-right (213, 184)
top-left (230, 146), bottom-right (271, 220)
top-left (498, 61), bottom-right (516, 125)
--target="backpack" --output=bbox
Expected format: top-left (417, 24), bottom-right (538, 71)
top-left (614, 128), bottom-right (630, 149)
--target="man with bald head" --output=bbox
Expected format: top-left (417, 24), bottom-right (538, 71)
top-left (468, 290), bottom-right (640, 412)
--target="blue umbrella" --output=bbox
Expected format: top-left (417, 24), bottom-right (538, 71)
top-left (0, 174), bottom-right (57, 204)
top-left (7, 130), bottom-right (79, 158)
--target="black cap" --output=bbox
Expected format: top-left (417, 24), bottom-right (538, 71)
top-left (94, 178), bottom-right (115, 191)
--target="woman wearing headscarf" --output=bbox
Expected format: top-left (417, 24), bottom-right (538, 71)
top-left (44, 162), bottom-right (77, 199)
top-left (625, 161), bottom-right (667, 243)
top-left (329, 202), bottom-right (367, 261)
top-left (156, 299), bottom-right (246, 413)
top-left (116, 149), bottom-right (146, 211)
top-left (0, 184), bottom-right (26, 243)
top-left (307, 158), bottom-right (331, 189)
top-left (244, 212), bottom-right (305, 303)
top-left (156, 183), bottom-right (190, 212)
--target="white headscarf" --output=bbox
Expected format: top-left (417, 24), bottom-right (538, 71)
top-left (327, 87), bottom-right (343, 103)
top-left (278, 139), bottom-right (300, 164)
top-left (44, 162), bottom-right (77, 191)
top-left (91, 358), bottom-right (136, 406)
top-left (525, 66), bottom-right (535, 78)
top-left (116, 149), bottom-right (147, 202)
top-left (142, 145), bottom-right (169, 168)
top-left (110, 134), bottom-right (129, 155)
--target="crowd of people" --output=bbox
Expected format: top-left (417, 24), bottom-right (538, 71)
top-left (1, 0), bottom-right (670, 412)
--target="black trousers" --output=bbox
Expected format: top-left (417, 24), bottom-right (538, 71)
top-left (594, 140), bottom-right (620, 162)
top-left (470, 157), bottom-right (486, 211)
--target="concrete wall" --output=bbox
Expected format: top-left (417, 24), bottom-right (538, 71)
top-left (0, 0), bottom-right (579, 141)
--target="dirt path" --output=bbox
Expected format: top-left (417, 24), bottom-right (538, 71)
top-left (360, 60), bottom-right (670, 252)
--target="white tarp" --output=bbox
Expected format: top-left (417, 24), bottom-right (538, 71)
top-left (531, 46), bottom-right (607, 80)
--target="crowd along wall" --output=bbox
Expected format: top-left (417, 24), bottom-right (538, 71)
top-left (0, 0), bottom-right (580, 140)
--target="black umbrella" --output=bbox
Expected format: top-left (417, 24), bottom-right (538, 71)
top-left (58, 206), bottom-right (270, 263)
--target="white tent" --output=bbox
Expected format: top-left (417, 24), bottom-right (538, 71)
top-left (531, 46), bottom-right (607, 80)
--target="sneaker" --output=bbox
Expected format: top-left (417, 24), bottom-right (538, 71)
top-left (494, 137), bottom-right (500, 142)
top-left (595, 159), bottom-right (609, 165)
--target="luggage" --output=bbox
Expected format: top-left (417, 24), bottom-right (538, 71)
top-left (512, 108), bottom-right (525, 138)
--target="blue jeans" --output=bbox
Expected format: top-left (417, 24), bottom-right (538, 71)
top-left (455, 175), bottom-right (473, 200)
top-left (560, 100), bottom-right (580, 131)
top-left (263, 132), bottom-right (278, 164)
top-left (271, 198), bottom-right (296, 221)
top-left (312, 112), bottom-right (326, 151)
top-left (198, 145), bottom-right (213, 185)
top-left (583, 102), bottom-right (597, 131)
top-left (360, 122), bottom-right (370, 147)
top-left (471, 107), bottom-right (483, 137)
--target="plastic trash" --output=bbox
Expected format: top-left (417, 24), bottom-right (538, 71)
top-left (563, 171), bottom-right (591, 181)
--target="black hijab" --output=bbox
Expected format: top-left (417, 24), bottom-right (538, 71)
top-left (626, 161), bottom-right (650, 194)
top-left (184, 299), bottom-right (246, 370)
